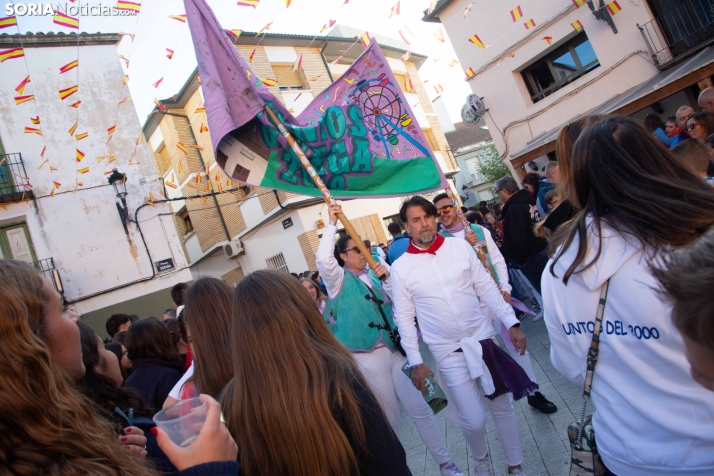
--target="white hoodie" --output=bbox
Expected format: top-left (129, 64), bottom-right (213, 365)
top-left (542, 220), bottom-right (714, 476)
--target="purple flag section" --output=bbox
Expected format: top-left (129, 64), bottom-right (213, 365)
top-left (184, 0), bottom-right (448, 198)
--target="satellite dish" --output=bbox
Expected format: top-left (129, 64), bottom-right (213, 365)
top-left (466, 94), bottom-right (487, 117)
top-left (461, 104), bottom-right (480, 126)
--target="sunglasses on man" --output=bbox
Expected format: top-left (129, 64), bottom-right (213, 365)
top-left (436, 205), bottom-right (453, 216)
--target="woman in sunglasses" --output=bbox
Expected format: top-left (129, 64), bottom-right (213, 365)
top-left (315, 201), bottom-right (466, 476)
top-left (685, 112), bottom-right (714, 141)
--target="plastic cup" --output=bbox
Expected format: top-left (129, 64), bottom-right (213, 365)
top-left (153, 397), bottom-right (207, 447)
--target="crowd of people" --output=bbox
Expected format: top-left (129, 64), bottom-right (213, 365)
top-left (2, 113), bottom-right (714, 476)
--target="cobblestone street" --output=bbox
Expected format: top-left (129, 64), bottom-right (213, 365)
top-left (398, 316), bottom-right (595, 476)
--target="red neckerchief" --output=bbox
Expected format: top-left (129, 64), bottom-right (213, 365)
top-left (406, 233), bottom-right (445, 255)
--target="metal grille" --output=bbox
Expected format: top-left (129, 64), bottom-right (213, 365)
top-left (31, 258), bottom-right (64, 294)
top-left (0, 153), bottom-right (34, 203)
top-left (266, 252), bottom-right (289, 273)
top-left (638, 0), bottom-right (714, 70)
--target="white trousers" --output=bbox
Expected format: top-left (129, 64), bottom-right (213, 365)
top-left (353, 346), bottom-right (449, 465)
top-left (438, 351), bottom-right (524, 467)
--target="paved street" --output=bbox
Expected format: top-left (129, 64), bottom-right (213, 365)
top-left (398, 316), bottom-right (595, 476)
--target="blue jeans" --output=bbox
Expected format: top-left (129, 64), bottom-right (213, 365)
top-left (518, 250), bottom-right (548, 296)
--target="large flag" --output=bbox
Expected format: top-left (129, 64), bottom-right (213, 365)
top-left (183, 0), bottom-right (447, 198)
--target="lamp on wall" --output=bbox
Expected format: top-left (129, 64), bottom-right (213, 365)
top-left (107, 168), bottom-right (130, 235)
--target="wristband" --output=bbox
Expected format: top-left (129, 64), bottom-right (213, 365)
top-left (410, 363), bottom-right (422, 369)
top-left (328, 221), bottom-right (337, 226)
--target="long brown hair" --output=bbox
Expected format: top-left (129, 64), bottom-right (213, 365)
top-left (125, 317), bottom-right (182, 364)
top-left (183, 277), bottom-right (235, 398)
top-left (221, 270), bottom-right (371, 476)
top-left (550, 115), bottom-right (714, 283)
top-left (0, 259), bottom-right (155, 475)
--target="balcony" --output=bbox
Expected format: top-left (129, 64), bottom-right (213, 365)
top-left (32, 258), bottom-right (64, 294)
top-left (0, 153), bottom-right (34, 203)
top-left (639, 0), bottom-right (714, 70)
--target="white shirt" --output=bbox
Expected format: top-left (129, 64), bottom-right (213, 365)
top-left (450, 226), bottom-right (511, 294)
top-left (168, 362), bottom-right (194, 400)
top-left (316, 223), bottom-right (392, 299)
top-left (543, 219), bottom-right (714, 476)
top-left (390, 236), bottom-right (519, 367)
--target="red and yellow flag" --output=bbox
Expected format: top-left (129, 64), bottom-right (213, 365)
top-left (360, 32), bottom-right (371, 47)
top-left (606, 0), bottom-right (621, 15)
top-left (116, 1), bottom-right (141, 12)
top-left (53, 181), bottom-right (62, 189)
top-left (190, 144), bottom-right (205, 151)
top-left (53, 11), bottom-right (79, 29)
top-left (15, 76), bottom-right (30, 94)
top-left (293, 53), bottom-right (302, 73)
top-left (0, 16), bottom-right (18, 29)
top-left (401, 50), bottom-right (411, 62)
top-left (118, 54), bottom-right (129, 68)
top-left (572, 0), bottom-right (586, 7)
top-left (542, 36), bottom-right (553, 45)
top-left (50, 165), bottom-right (58, 171)
top-left (398, 26), bottom-right (416, 45)
top-left (177, 142), bottom-right (189, 154)
top-left (404, 79), bottom-right (414, 93)
top-left (165, 181), bottom-right (178, 189)
top-left (178, 161), bottom-right (184, 173)
top-left (77, 167), bottom-right (89, 174)
top-left (60, 60), bottom-right (78, 74)
top-left (69, 101), bottom-right (81, 108)
top-left (165, 48), bottom-right (174, 60)
top-left (261, 78), bottom-right (278, 87)
top-left (434, 28), bottom-right (445, 43)
top-left (258, 22), bottom-right (272, 35)
top-left (449, 59), bottom-right (459, 67)
top-left (248, 48), bottom-right (256, 63)
top-left (389, 1), bottom-right (400, 18)
top-left (0, 47), bottom-right (24, 62)
top-left (195, 173), bottom-right (202, 184)
top-left (76, 149), bottom-right (85, 162)
top-left (107, 124), bottom-right (116, 135)
top-left (24, 127), bottom-right (42, 135)
top-left (237, 0), bottom-right (259, 7)
top-left (169, 14), bottom-right (187, 22)
top-left (41, 146), bottom-right (46, 157)
top-left (75, 132), bottom-right (88, 140)
top-left (38, 158), bottom-right (48, 169)
top-left (200, 123), bottom-right (209, 133)
top-left (309, 75), bottom-right (321, 81)
top-left (69, 121), bottom-right (78, 136)
top-left (524, 19), bottom-right (536, 30)
top-left (59, 85), bottom-right (78, 100)
top-left (434, 84), bottom-right (443, 94)
top-left (510, 6), bottom-right (523, 22)
top-left (195, 107), bottom-right (206, 113)
top-left (151, 77), bottom-right (164, 88)
top-left (465, 67), bottom-right (475, 78)
top-left (30, 116), bottom-right (40, 124)
top-left (226, 29), bottom-right (242, 40)
top-left (154, 98), bottom-right (166, 112)
top-left (468, 34), bottom-right (485, 48)
top-left (118, 96), bottom-right (131, 107)
top-left (118, 31), bottom-right (135, 41)
top-left (571, 20), bottom-right (583, 32)
top-left (463, 1), bottom-right (474, 19)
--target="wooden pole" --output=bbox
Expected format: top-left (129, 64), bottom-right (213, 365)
top-left (263, 105), bottom-right (383, 277)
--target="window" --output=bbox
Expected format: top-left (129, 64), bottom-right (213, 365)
top-left (522, 33), bottom-right (599, 103)
top-left (266, 252), bottom-right (289, 273)
top-left (157, 144), bottom-right (170, 175)
top-left (270, 64), bottom-right (305, 91)
top-left (0, 222), bottom-right (36, 262)
top-left (182, 214), bottom-right (193, 233)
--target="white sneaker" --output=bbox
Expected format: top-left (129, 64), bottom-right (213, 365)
top-left (475, 456), bottom-right (492, 476)
top-left (509, 468), bottom-right (528, 475)
top-left (533, 310), bottom-right (544, 322)
top-left (439, 462), bottom-right (464, 476)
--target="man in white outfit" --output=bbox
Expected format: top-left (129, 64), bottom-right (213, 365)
top-left (390, 196), bottom-right (534, 476)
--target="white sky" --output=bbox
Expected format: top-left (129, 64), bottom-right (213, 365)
top-left (9, 0), bottom-right (473, 125)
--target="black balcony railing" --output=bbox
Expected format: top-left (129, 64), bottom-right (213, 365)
top-left (32, 258), bottom-right (64, 294)
top-left (0, 153), bottom-right (34, 203)
top-left (638, 0), bottom-right (714, 70)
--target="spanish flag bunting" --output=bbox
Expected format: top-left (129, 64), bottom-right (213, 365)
top-left (154, 99), bottom-right (166, 112)
top-left (293, 92), bottom-right (302, 102)
top-left (404, 79), bottom-right (413, 92)
top-left (248, 48), bottom-right (256, 63)
top-left (195, 173), bottom-right (202, 184)
top-left (38, 159), bottom-right (48, 170)
top-left (510, 6), bottom-right (523, 22)
top-left (427, 0), bottom-right (438, 14)
top-left (53, 11), bottom-right (79, 29)
top-left (177, 142), bottom-right (189, 154)
top-left (69, 101), bottom-right (81, 108)
top-left (166, 48), bottom-right (174, 59)
top-left (148, 191), bottom-right (156, 203)
top-left (258, 22), bottom-right (272, 35)
top-left (449, 59), bottom-right (459, 67)
top-left (398, 26), bottom-right (416, 45)
top-left (0, 15), bottom-right (18, 29)
top-left (15, 76), bottom-right (30, 94)
top-left (151, 77), bottom-right (164, 88)
top-left (572, 0), bottom-right (586, 6)
top-left (401, 50), bottom-right (411, 62)
top-left (77, 167), bottom-right (89, 174)
top-left (53, 181), bottom-right (62, 189)
top-left (24, 127), bottom-right (42, 135)
top-left (283, 0), bottom-right (291, 7)
top-left (434, 84), bottom-right (443, 94)
top-left (225, 29), bottom-right (242, 40)
top-left (432, 57), bottom-right (441, 62)
top-left (190, 144), bottom-right (205, 151)
top-left (309, 75), bottom-right (321, 81)
top-left (118, 54), bottom-right (129, 67)
top-left (543, 36), bottom-right (553, 44)
top-left (389, 1), bottom-right (400, 18)
top-left (200, 123), bottom-right (209, 133)
top-left (76, 149), bottom-right (85, 162)
top-left (261, 78), bottom-right (278, 87)
top-left (332, 54), bottom-right (344, 64)
top-left (434, 28), bottom-right (445, 43)
top-left (237, 0), bottom-right (260, 7)
top-left (524, 19), bottom-right (536, 30)
top-left (107, 124), bottom-right (116, 135)
top-left (178, 161), bottom-right (184, 173)
top-left (320, 23), bottom-right (328, 33)
top-left (144, 199), bottom-right (155, 207)
top-left (50, 188), bottom-right (56, 197)
top-left (195, 107), bottom-right (206, 113)
top-left (40, 146), bottom-right (46, 157)
top-left (122, 75), bottom-right (129, 87)
top-left (360, 32), bottom-right (371, 47)
top-left (116, 1), bottom-right (141, 12)
top-left (69, 121), bottom-right (78, 136)
top-left (136, 132), bottom-right (143, 145)
top-left (468, 34), bottom-right (485, 48)
top-left (118, 31), bottom-right (135, 41)
top-left (293, 53), bottom-right (303, 73)
top-left (76, 180), bottom-right (84, 187)
top-left (0, 47), bottom-right (24, 62)
top-left (96, 156), bottom-right (106, 163)
top-left (197, 75), bottom-right (201, 84)
top-left (59, 85), bottom-right (78, 100)
top-left (571, 20), bottom-right (583, 32)
top-left (216, 181), bottom-right (223, 193)
top-left (118, 96), bottom-right (131, 107)
top-left (59, 59), bottom-right (78, 74)
top-left (463, 1), bottom-right (474, 19)
top-left (50, 165), bottom-right (58, 171)
top-left (165, 181), bottom-right (177, 189)
top-left (30, 116), bottom-right (40, 124)
top-left (75, 132), bottom-right (88, 141)
top-left (169, 14), bottom-right (187, 22)
top-left (606, 1), bottom-right (621, 15)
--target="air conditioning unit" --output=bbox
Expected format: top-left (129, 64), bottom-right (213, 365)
top-left (223, 240), bottom-right (244, 259)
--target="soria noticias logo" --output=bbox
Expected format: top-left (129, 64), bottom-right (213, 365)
top-left (5, 3), bottom-right (139, 16)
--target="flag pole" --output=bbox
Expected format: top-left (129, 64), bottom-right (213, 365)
top-left (263, 105), bottom-right (384, 277)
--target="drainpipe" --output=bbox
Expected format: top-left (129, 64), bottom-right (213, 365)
top-left (319, 40), bottom-right (335, 82)
top-left (162, 111), bottom-right (231, 242)
top-left (273, 189), bottom-right (285, 209)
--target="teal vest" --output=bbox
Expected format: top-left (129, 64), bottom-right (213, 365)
top-left (440, 223), bottom-right (500, 284)
top-left (323, 270), bottom-right (396, 352)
